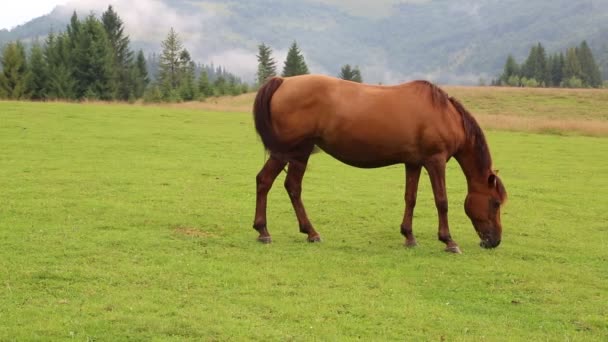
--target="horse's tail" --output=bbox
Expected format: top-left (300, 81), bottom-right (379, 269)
top-left (253, 77), bottom-right (284, 152)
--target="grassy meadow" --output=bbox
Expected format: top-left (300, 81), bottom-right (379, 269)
top-left (1, 87), bottom-right (607, 340)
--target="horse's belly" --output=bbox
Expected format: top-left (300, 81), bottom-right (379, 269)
top-left (313, 110), bottom-right (451, 168)
top-left (315, 137), bottom-right (418, 168)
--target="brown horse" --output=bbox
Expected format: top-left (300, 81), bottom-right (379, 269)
top-left (252, 75), bottom-right (507, 253)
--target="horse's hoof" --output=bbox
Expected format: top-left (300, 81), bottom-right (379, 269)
top-left (307, 235), bottom-right (322, 243)
top-left (445, 246), bottom-right (462, 254)
top-left (257, 236), bottom-right (272, 244)
top-left (405, 240), bottom-right (418, 248)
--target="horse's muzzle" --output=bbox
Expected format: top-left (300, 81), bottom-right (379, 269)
top-left (480, 239), bottom-right (501, 249)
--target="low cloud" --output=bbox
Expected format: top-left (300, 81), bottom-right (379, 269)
top-left (63, 0), bottom-right (217, 42)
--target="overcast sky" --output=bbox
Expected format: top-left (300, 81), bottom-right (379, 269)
top-left (0, 0), bottom-right (67, 30)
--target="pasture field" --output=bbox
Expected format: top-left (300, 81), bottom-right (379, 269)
top-left (1, 94), bottom-right (607, 340)
top-left (187, 85), bottom-right (608, 137)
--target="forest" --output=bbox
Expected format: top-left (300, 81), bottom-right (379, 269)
top-left (0, 6), bottom-right (249, 103)
top-left (0, 5), bottom-right (366, 103)
top-left (495, 41), bottom-right (604, 88)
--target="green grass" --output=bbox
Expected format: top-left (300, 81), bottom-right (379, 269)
top-left (1, 101), bottom-right (607, 341)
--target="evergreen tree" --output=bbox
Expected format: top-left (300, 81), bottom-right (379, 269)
top-left (548, 53), bottom-right (564, 87)
top-left (598, 43), bottom-right (608, 82)
top-left (44, 32), bottom-right (76, 99)
top-left (0, 41), bottom-right (30, 99)
top-left (256, 43), bottom-right (277, 85)
top-left (339, 64), bottom-right (363, 82)
top-left (216, 65), bottom-right (224, 81)
top-left (522, 43), bottom-right (548, 85)
top-left (282, 41), bottom-right (309, 77)
top-left (132, 50), bottom-right (149, 98)
top-left (146, 52), bottom-right (159, 83)
top-left (213, 76), bottom-right (227, 96)
top-left (158, 28), bottom-right (184, 98)
top-left (27, 39), bottom-right (47, 100)
top-left (240, 83), bottom-right (249, 94)
top-left (577, 41), bottom-right (602, 88)
top-left (198, 69), bottom-right (213, 99)
top-left (558, 53), bottom-right (566, 85)
top-left (563, 47), bottom-right (583, 84)
top-left (500, 55), bottom-right (519, 85)
top-left (71, 15), bottom-right (116, 100)
top-left (227, 75), bottom-right (241, 95)
top-left (66, 11), bottom-right (81, 48)
top-left (178, 49), bottom-right (197, 101)
top-left (351, 66), bottom-right (363, 83)
top-left (143, 85), bottom-right (163, 103)
top-left (102, 5), bottom-right (134, 100)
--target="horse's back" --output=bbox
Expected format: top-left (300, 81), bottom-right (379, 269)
top-left (269, 75), bottom-right (466, 166)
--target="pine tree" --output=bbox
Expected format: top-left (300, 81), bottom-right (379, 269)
top-left (102, 5), bottom-right (134, 100)
top-left (213, 76), bottom-right (227, 96)
top-left (558, 53), bottom-right (566, 85)
top-left (577, 41), bottom-right (602, 88)
top-left (599, 43), bottom-right (608, 82)
top-left (44, 32), bottom-right (76, 99)
top-left (71, 15), bottom-right (116, 100)
top-left (547, 53), bottom-right (564, 87)
top-left (282, 41), bottom-right (309, 77)
top-left (198, 69), bottom-right (213, 99)
top-left (132, 50), bottom-right (149, 98)
top-left (146, 52), bottom-right (159, 82)
top-left (0, 41), bottom-right (30, 99)
top-left (339, 64), bottom-right (363, 82)
top-left (536, 43), bottom-right (550, 85)
top-left (159, 28), bottom-right (184, 98)
top-left (227, 75), bottom-right (242, 95)
top-left (351, 66), bottom-right (363, 83)
top-left (256, 43), bottom-right (277, 85)
top-left (500, 55), bottom-right (520, 85)
top-left (522, 43), bottom-right (549, 85)
top-left (66, 12), bottom-right (81, 48)
top-left (563, 47), bottom-right (583, 84)
top-left (178, 49), bottom-right (197, 101)
top-left (143, 85), bottom-right (163, 103)
top-left (27, 39), bottom-right (47, 100)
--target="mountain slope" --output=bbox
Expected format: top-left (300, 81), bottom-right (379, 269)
top-left (2, 0), bottom-right (608, 84)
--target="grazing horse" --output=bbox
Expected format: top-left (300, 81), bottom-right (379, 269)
top-left (252, 75), bottom-right (507, 253)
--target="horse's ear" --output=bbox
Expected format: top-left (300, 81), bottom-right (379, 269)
top-left (488, 173), bottom-right (497, 188)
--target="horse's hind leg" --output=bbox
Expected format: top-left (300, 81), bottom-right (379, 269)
top-left (253, 156), bottom-right (287, 243)
top-left (401, 164), bottom-right (422, 247)
top-left (284, 146), bottom-right (320, 242)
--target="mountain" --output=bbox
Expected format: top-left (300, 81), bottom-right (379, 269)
top-left (2, 0), bottom-right (608, 84)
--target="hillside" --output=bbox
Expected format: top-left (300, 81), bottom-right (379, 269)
top-left (2, 0), bottom-right (608, 84)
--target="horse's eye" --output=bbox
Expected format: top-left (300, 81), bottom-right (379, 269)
top-left (492, 200), bottom-right (501, 209)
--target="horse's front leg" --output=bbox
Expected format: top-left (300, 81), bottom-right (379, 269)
top-left (253, 156), bottom-right (287, 243)
top-left (401, 164), bottom-right (422, 247)
top-left (424, 156), bottom-right (461, 254)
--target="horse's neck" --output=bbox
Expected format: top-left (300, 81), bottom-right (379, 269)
top-left (454, 142), bottom-right (488, 193)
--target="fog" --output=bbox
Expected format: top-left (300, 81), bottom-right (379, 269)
top-left (53, 0), bottom-right (487, 84)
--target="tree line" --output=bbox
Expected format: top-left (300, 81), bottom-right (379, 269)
top-left (495, 41), bottom-right (603, 88)
top-left (0, 6), bottom-right (249, 102)
top-left (255, 42), bottom-right (363, 85)
top-left (142, 28), bottom-right (248, 103)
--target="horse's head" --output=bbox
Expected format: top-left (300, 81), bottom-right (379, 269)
top-left (464, 172), bottom-right (507, 249)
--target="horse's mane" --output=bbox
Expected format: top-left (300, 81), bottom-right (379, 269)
top-left (413, 81), bottom-right (490, 172)
top-left (414, 81), bottom-right (506, 200)
top-left (412, 80), bottom-right (448, 108)
top-left (447, 96), bottom-right (491, 174)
